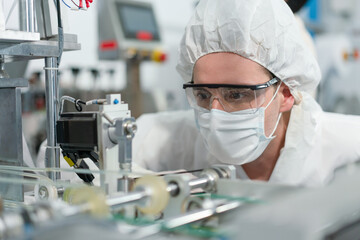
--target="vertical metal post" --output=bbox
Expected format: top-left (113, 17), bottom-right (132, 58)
top-left (20, 0), bottom-right (35, 32)
top-left (26, 0), bottom-right (35, 32)
top-left (44, 57), bottom-right (60, 181)
top-left (126, 60), bottom-right (143, 118)
top-left (19, 0), bottom-right (27, 31)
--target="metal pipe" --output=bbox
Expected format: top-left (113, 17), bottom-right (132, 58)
top-left (106, 191), bottom-right (148, 209)
top-left (166, 182), bottom-right (179, 197)
top-left (133, 200), bottom-right (242, 239)
top-left (19, 0), bottom-right (27, 31)
top-left (188, 177), bottom-right (210, 190)
top-left (26, 0), bottom-right (35, 32)
top-left (163, 200), bottom-right (241, 229)
top-left (44, 57), bottom-right (60, 181)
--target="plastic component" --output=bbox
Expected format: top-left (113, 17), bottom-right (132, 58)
top-left (64, 156), bottom-right (74, 167)
top-left (63, 186), bottom-right (109, 217)
top-left (133, 175), bottom-right (170, 215)
top-left (151, 49), bottom-right (167, 62)
top-left (34, 184), bottom-right (58, 200)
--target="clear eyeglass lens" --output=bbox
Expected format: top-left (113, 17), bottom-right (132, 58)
top-left (186, 87), bottom-right (267, 113)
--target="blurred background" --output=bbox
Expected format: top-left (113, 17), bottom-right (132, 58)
top-left (2, 0), bottom-right (360, 158)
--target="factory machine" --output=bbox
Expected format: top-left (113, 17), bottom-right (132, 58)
top-left (2, 1), bottom-right (360, 240)
top-left (2, 156), bottom-right (360, 240)
top-left (98, 0), bottom-right (167, 118)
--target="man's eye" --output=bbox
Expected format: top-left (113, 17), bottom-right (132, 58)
top-left (225, 91), bottom-right (246, 101)
top-left (194, 90), bottom-right (211, 100)
top-left (228, 92), bottom-right (244, 100)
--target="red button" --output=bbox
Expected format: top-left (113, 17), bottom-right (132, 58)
top-left (136, 31), bottom-right (153, 41)
top-left (100, 40), bottom-right (118, 51)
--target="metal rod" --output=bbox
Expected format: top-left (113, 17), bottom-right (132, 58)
top-left (26, 0), bottom-right (35, 32)
top-left (19, 0), bottom-right (27, 31)
top-left (166, 182), bottom-right (179, 197)
top-left (44, 57), bottom-right (60, 181)
top-left (106, 191), bottom-right (148, 209)
top-left (133, 200), bottom-right (242, 239)
top-left (163, 200), bottom-right (241, 229)
top-left (188, 177), bottom-right (209, 190)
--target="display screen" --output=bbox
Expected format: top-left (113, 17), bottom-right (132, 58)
top-left (116, 3), bottom-right (160, 41)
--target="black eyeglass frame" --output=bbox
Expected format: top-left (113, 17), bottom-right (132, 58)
top-left (183, 77), bottom-right (279, 90)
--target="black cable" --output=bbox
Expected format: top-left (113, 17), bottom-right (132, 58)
top-left (56, 0), bottom-right (62, 28)
top-left (75, 99), bottom-right (86, 112)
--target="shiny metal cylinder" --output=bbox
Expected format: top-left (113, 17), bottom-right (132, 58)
top-left (26, 0), bottom-right (35, 32)
top-left (188, 177), bottom-right (209, 190)
top-left (44, 57), bottom-right (60, 180)
top-left (106, 191), bottom-right (148, 209)
top-left (19, 0), bottom-right (27, 31)
top-left (164, 201), bottom-right (241, 229)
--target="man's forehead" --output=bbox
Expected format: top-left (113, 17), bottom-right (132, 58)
top-left (193, 52), bottom-right (272, 85)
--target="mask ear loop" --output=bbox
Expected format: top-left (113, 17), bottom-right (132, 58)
top-left (265, 81), bottom-right (283, 138)
top-left (264, 81), bottom-right (282, 110)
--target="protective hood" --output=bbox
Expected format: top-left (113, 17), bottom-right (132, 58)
top-left (176, 0), bottom-right (321, 99)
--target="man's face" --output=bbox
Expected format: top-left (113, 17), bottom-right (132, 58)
top-left (193, 52), bottom-right (283, 137)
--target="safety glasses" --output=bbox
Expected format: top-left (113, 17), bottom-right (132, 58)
top-left (183, 77), bottom-right (279, 113)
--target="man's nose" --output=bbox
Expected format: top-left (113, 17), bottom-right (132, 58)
top-left (210, 97), bottom-right (225, 111)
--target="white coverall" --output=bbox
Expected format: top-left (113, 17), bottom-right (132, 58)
top-left (133, 92), bottom-right (360, 187)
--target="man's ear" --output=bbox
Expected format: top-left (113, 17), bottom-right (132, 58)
top-left (279, 84), bottom-right (294, 112)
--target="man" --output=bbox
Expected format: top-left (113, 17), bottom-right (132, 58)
top-left (133, 0), bottom-right (360, 186)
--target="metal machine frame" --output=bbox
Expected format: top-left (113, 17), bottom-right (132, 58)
top-left (0, 0), bottom-right (80, 201)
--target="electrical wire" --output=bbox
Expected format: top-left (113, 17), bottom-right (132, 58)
top-left (59, 96), bottom-right (86, 113)
top-left (61, 0), bottom-right (71, 8)
top-left (70, 0), bottom-right (80, 8)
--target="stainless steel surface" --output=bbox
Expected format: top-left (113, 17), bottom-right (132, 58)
top-left (188, 177), bottom-right (209, 190)
top-left (4, 61), bottom-right (28, 78)
top-left (163, 200), bottom-right (241, 229)
top-left (26, 0), bottom-right (35, 32)
top-left (107, 118), bottom-right (136, 170)
top-left (0, 78), bottom-right (27, 202)
top-left (106, 190), bottom-right (148, 209)
top-left (19, 0), bottom-right (27, 31)
top-left (0, 78), bottom-right (28, 88)
top-left (0, 34), bottom-right (80, 62)
top-left (44, 57), bottom-right (60, 181)
top-left (35, 0), bottom-right (58, 39)
top-left (166, 182), bottom-right (179, 197)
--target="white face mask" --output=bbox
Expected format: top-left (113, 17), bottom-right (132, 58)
top-left (195, 84), bottom-right (282, 165)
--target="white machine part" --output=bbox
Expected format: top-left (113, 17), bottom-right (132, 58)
top-left (98, 94), bottom-right (134, 194)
